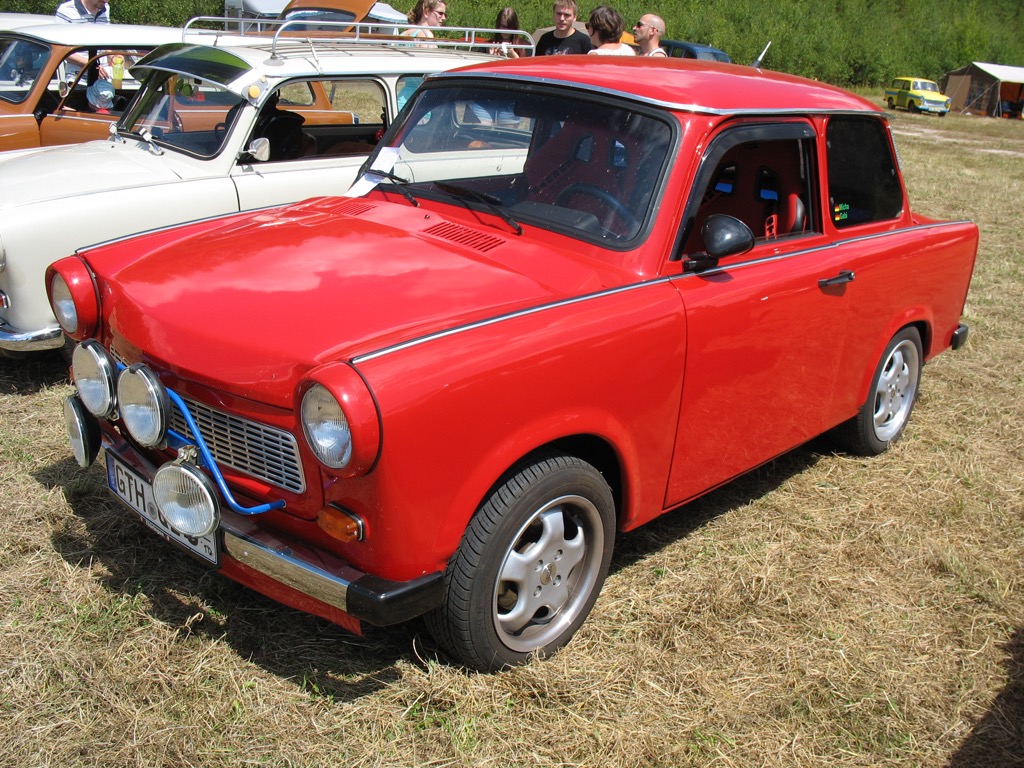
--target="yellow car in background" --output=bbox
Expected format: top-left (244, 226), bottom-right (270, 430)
top-left (884, 77), bottom-right (951, 115)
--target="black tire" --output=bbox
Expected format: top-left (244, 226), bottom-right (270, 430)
top-left (833, 327), bottom-right (922, 456)
top-left (908, 100), bottom-right (918, 113)
top-left (887, 97), bottom-right (895, 109)
top-left (427, 454), bottom-right (615, 671)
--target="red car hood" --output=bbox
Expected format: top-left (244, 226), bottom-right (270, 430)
top-left (99, 197), bottom-right (626, 405)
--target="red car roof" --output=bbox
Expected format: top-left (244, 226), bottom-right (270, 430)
top-left (439, 56), bottom-right (880, 116)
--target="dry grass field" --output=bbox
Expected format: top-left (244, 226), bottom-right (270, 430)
top-left (1, 108), bottom-right (1022, 767)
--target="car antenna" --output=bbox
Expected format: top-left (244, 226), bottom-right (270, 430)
top-left (750, 41), bottom-right (771, 68)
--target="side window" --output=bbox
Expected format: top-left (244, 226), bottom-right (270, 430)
top-left (826, 116), bottom-right (903, 228)
top-left (684, 127), bottom-right (818, 254)
top-left (249, 78), bottom-right (385, 162)
top-left (397, 75), bottom-right (423, 111)
top-left (0, 38), bottom-right (50, 104)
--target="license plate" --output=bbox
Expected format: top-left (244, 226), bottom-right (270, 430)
top-left (106, 453), bottom-right (219, 564)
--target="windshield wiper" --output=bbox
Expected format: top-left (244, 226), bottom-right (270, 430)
top-left (364, 168), bottom-right (419, 208)
top-left (432, 181), bottom-right (522, 236)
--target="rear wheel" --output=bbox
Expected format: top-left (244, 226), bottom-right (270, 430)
top-left (427, 454), bottom-right (615, 671)
top-left (833, 327), bottom-right (922, 456)
top-left (887, 97), bottom-right (895, 109)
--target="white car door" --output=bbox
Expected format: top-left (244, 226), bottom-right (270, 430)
top-left (231, 77), bottom-right (389, 210)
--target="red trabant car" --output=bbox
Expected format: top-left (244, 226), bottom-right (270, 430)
top-left (48, 57), bottom-right (978, 671)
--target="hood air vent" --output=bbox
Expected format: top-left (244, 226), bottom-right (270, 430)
top-left (423, 222), bottom-right (505, 253)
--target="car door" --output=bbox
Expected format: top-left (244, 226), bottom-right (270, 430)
top-left (232, 77), bottom-right (388, 210)
top-left (37, 50), bottom-right (143, 147)
top-left (664, 121), bottom-right (852, 507)
top-left (897, 79), bottom-right (912, 109)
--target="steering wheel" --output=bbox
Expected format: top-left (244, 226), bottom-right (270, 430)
top-left (555, 183), bottom-right (640, 236)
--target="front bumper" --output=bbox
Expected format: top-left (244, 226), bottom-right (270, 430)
top-left (0, 317), bottom-right (64, 352)
top-left (102, 427), bottom-right (444, 629)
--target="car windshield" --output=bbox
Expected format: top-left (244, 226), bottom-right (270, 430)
top-left (0, 37), bottom-right (50, 104)
top-left (118, 69), bottom-right (246, 158)
top-left (372, 84), bottom-right (673, 243)
top-left (916, 81), bottom-right (939, 92)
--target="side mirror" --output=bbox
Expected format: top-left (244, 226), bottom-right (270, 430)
top-left (246, 137), bottom-right (271, 162)
top-left (684, 214), bottom-right (755, 273)
top-left (59, 81), bottom-right (70, 98)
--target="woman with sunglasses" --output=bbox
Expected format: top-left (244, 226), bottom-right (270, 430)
top-left (403, 0), bottom-right (447, 41)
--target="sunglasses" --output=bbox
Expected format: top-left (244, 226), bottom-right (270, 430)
top-left (634, 21), bottom-right (649, 29)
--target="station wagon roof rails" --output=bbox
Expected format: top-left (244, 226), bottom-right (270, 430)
top-left (181, 16), bottom-right (535, 59)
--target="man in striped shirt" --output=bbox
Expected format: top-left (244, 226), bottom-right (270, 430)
top-left (55, 0), bottom-right (110, 23)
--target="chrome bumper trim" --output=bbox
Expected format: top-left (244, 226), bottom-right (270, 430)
top-left (0, 319), bottom-right (64, 351)
top-left (222, 518), bottom-right (358, 613)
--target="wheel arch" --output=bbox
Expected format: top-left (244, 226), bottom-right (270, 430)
top-left (850, 315), bottom-right (931, 411)
top-left (430, 426), bottom-right (636, 568)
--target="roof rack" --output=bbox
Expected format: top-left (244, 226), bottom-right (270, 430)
top-left (182, 17), bottom-right (535, 60)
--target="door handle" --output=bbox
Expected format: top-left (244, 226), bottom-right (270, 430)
top-left (818, 270), bottom-right (855, 288)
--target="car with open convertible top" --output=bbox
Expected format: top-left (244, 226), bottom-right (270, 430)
top-left (50, 55), bottom-right (978, 671)
top-left (0, 19), bottom-right (527, 356)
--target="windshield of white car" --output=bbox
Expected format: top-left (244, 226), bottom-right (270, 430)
top-left (381, 83), bottom-right (673, 244)
top-left (117, 70), bottom-right (246, 158)
top-left (0, 37), bottom-right (50, 104)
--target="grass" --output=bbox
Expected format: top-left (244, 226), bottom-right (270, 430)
top-left (2, 110), bottom-right (1023, 767)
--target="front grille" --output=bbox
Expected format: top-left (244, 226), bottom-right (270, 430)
top-left (169, 398), bottom-right (305, 494)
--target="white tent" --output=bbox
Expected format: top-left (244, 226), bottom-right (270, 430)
top-left (943, 61), bottom-right (1024, 118)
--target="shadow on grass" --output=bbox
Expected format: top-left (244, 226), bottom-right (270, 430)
top-left (0, 349), bottom-right (69, 394)
top-left (38, 456), bottom-right (411, 702)
top-left (611, 439), bottom-right (824, 574)
top-left (948, 627), bottom-right (1024, 768)
top-left (35, 439), bottom-right (825, 688)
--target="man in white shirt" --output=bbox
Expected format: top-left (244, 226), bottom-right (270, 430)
top-left (55, 0), bottom-right (110, 23)
top-left (634, 14), bottom-right (667, 57)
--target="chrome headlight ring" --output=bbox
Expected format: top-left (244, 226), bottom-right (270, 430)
top-left (117, 364), bottom-right (169, 447)
top-left (153, 459), bottom-right (221, 538)
top-left (63, 395), bottom-right (100, 468)
top-left (71, 340), bottom-right (118, 419)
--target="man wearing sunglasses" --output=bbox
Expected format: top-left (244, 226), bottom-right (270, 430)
top-left (634, 14), bottom-right (667, 57)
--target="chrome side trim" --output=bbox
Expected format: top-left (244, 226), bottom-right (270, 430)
top-left (353, 281), bottom-right (660, 364)
top-left (354, 219), bottom-right (974, 365)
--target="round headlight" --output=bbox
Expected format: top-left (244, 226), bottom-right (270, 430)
top-left (63, 396), bottom-right (100, 468)
top-left (117, 364), bottom-right (169, 447)
top-left (72, 340), bottom-right (117, 419)
top-left (301, 384), bottom-right (352, 469)
top-left (50, 273), bottom-right (78, 334)
top-left (153, 462), bottom-right (220, 538)
top-left (47, 256), bottom-right (99, 340)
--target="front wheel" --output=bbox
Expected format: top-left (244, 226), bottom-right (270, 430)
top-left (832, 327), bottom-right (923, 456)
top-left (427, 455), bottom-right (615, 671)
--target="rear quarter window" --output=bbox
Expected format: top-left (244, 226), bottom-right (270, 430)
top-left (826, 116), bottom-right (903, 228)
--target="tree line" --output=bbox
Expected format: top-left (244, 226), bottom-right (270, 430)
top-left (8, 0), bottom-right (1023, 86)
